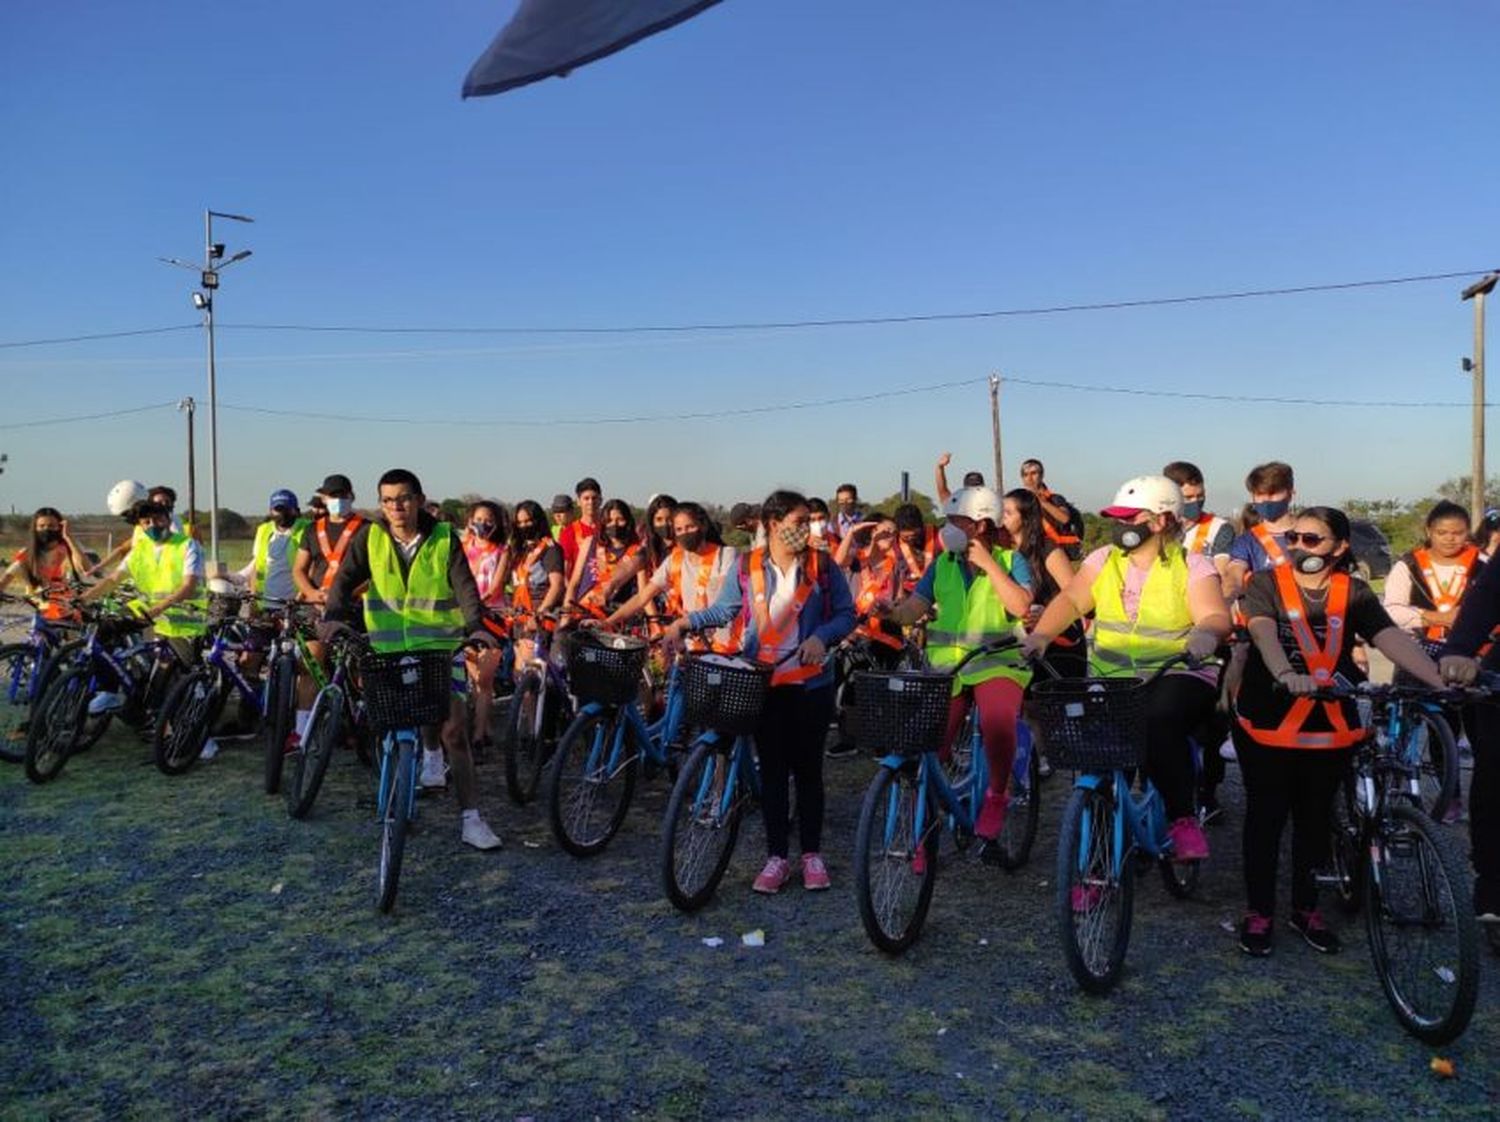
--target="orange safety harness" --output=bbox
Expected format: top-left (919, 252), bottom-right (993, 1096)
top-left (665, 543), bottom-right (727, 652)
top-left (897, 527), bottom-right (938, 593)
top-left (1186, 514), bottom-right (1215, 555)
top-left (1039, 487), bottom-right (1081, 548)
top-left (1411, 546), bottom-right (1478, 641)
top-left (18, 546), bottom-right (79, 621)
top-left (748, 546), bottom-right (822, 685)
top-left (1250, 523), bottom-right (1288, 569)
top-left (315, 515), bottom-right (365, 593)
top-left (1236, 567), bottom-right (1364, 750)
top-left (853, 550), bottom-right (903, 650)
top-left (578, 539), bottom-right (640, 618)
top-left (510, 540), bottom-right (552, 615)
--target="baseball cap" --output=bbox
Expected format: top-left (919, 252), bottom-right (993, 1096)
top-left (269, 489), bottom-right (299, 511)
top-left (317, 473), bottom-right (354, 498)
top-left (550, 493), bottom-right (574, 513)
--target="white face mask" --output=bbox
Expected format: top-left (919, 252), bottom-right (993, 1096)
top-left (938, 523), bottom-right (969, 554)
top-left (325, 497), bottom-right (351, 517)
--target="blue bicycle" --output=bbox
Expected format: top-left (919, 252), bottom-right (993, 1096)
top-left (0, 588), bottom-right (92, 762)
top-left (501, 609), bottom-right (576, 806)
top-left (851, 636), bottom-right (1040, 953)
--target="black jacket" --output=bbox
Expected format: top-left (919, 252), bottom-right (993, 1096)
top-left (324, 513), bottom-right (485, 635)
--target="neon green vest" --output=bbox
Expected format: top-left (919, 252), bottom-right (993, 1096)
top-left (363, 522), bottom-right (464, 653)
top-left (927, 549), bottom-right (1028, 689)
top-left (252, 518), bottom-right (311, 591)
top-left (125, 532), bottom-right (205, 639)
top-left (1089, 545), bottom-right (1193, 676)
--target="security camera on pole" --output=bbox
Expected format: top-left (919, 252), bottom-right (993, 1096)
top-left (160, 209), bottom-right (254, 574)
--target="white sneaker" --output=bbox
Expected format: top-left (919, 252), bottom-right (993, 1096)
top-left (200, 738), bottom-right (220, 761)
top-left (87, 691), bottom-right (126, 716)
top-left (461, 816), bottom-right (502, 850)
top-left (420, 751), bottom-right (448, 789)
top-left (1218, 737), bottom-right (1237, 762)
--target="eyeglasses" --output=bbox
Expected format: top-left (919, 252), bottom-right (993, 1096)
top-left (1284, 532), bottom-right (1328, 547)
top-left (380, 494), bottom-right (418, 507)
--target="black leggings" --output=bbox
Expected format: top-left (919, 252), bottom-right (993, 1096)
top-left (756, 683), bottom-right (834, 858)
top-left (1233, 726), bottom-right (1351, 915)
top-left (1143, 673), bottom-right (1218, 820)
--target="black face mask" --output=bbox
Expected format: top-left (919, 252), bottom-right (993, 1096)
top-left (36, 530), bottom-right (61, 547)
top-left (606, 526), bottom-right (630, 545)
top-left (676, 530), bottom-right (704, 552)
top-left (1288, 548), bottom-right (1328, 574)
top-left (274, 511), bottom-right (297, 529)
top-left (516, 525), bottom-right (539, 542)
top-left (1112, 520), bottom-right (1151, 552)
top-left (655, 523), bottom-right (674, 542)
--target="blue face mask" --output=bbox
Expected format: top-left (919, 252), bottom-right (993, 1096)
top-left (1180, 500), bottom-right (1204, 522)
top-left (1253, 499), bottom-right (1290, 522)
top-left (145, 524), bottom-right (170, 543)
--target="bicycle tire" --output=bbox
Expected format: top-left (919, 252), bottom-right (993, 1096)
top-left (377, 738), bottom-right (414, 914)
top-left (1328, 774), bottom-right (1365, 914)
top-left (262, 652), bottom-right (296, 795)
top-left (24, 666), bottom-right (89, 784)
top-left (1404, 708), bottom-right (1459, 823)
top-left (544, 706), bottom-right (639, 857)
top-left (993, 729), bottom-right (1043, 871)
top-left (853, 762), bottom-right (939, 953)
top-left (0, 642), bottom-right (39, 763)
top-left (502, 670), bottom-right (545, 805)
top-left (1365, 801), bottom-right (1478, 1045)
top-left (1056, 783), bottom-right (1135, 994)
top-left (286, 683), bottom-right (344, 819)
top-left (39, 640), bottom-right (112, 752)
top-left (152, 667), bottom-right (221, 775)
top-left (660, 737), bottom-right (745, 912)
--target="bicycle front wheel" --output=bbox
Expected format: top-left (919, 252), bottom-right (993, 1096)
top-left (0, 642), bottom-right (40, 762)
top-left (1365, 801), bottom-right (1478, 1045)
top-left (377, 738), bottom-right (414, 914)
top-left (1402, 708), bottom-right (1458, 823)
top-left (545, 707), bottom-right (638, 857)
top-left (502, 670), bottom-right (545, 805)
top-left (853, 762), bottom-right (939, 954)
top-left (1328, 774), bottom-right (1365, 914)
top-left (993, 727), bottom-right (1043, 871)
top-left (1056, 782), bottom-right (1135, 994)
top-left (286, 684), bottom-right (344, 819)
top-left (152, 667), bottom-right (221, 775)
top-left (262, 652), bottom-right (296, 795)
top-left (25, 666), bottom-right (90, 784)
top-left (660, 737), bottom-right (745, 912)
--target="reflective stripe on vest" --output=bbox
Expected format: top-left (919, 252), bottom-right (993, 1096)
top-left (125, 533), bottom-right (205, 638)
top-left (927, 549), bottom-right (1027, 688)
top-left (363, 522), bottom-right (464, 653)
top-left (579, 540), bottom-right (640, 617)
top-left (1236, 568), bottom-right (1364, 750)
top-left (1088, 546), bottom-right (1192, 676)
top-left (748, 547), bottom-right (819, 685)
top-left (1411, 546), bottom-right (1478, 641)
top-left (316, 515), bottom-right (365, 592)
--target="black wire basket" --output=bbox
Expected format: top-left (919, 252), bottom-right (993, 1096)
top-left (359, 650), bottom-right (455, 732)
top-left (851, 670), bottom-right (955, 757)
top-left (566, 631), bottom-right (650, 705)
top-left (206, 592), bottom-right (245, 623)
top-left (681, 655), bottom-right (772, 736)
top-left (1026, 676), bottom-right (1148, 771)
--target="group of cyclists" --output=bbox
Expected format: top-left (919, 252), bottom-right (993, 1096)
top-left (5, 451), bottom-right (1500, 967)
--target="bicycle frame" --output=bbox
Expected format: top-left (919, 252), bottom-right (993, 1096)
top-left (375, 729), bottom-right (421, 825)
top-left (684, 731), bottom-right (760, 814)
top-left (574, 658), bottom-right (689, 775)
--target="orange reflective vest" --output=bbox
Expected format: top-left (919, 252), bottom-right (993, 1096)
top-left (1410, 546), bottom-right (1478, 641)
top-left (853, 550), bottom-right (903, 650)
top-left (315, 515), bottom-right (365, 593)
top-left (898, 527), bottom-right (938, 594)
top-left (1250, 524), bottom-right (1289, 570)
top-left (511, 540), bottom-right (552, 614)
top-left (1237, 567), bottom-right (1364, 750)
top-left (578, 539), bottom-right (640, 618)
top-left (1039, 488), bottom-right (1081, 548)
top-left (666, 543), bottom-right (731, 653)
top-left (1185, 515), bottom-right (1218, 555)
top-left (749, 547), bottom-right (822, 686)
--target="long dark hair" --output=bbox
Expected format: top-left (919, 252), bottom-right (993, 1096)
top-left (673, 501), bottom-right (723, 546)
top-left (761, 490), bottom-right (808, 526)
top-left (1004, 489), bottom-right (1054, 596)
top-left (1297, 505), bottom-right (1356, 572)
top-left (509, 500), bottom-right (549, 553)
top-left (598, 499), bottom-right (638, 552)
top-left (27, 507), bottom-right (66, 586)
top-left (642, 493), bottom-right (678, 569)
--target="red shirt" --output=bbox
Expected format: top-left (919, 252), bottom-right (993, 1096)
top-left (557, 520), bottom-right (597, 572)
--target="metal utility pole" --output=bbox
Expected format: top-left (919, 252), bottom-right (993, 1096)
top-left (1462, 273), bottom-right (1497, 525)
top-left (178, 397), bottom-right (197, 530)
top-left (161, 209), bottom-right (254, 573)
top-left (989, 374), bottom-right (1004, 489)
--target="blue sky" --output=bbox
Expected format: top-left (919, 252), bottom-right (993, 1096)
top-left (1, 1), bottom-right (1496, 518)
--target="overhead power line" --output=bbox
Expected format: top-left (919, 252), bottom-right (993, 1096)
top-left (0, 400), bottom-right (179, 430)
top-left (0, 268), bottom-right (1492, 350)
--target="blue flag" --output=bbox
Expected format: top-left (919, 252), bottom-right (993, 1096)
top-left (463, 0), bottom-right (724, 99)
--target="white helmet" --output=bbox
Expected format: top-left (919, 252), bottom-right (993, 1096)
top-left (943, 485), bottom-right (1003, 525)
top-left (1102, 475), bottom-right (1183, 518)
top-left (107, 479), bottom-right (148, 516)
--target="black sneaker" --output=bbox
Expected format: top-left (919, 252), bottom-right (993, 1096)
top-left (825, 741), bottom-right (859, 760)
top-left (1239, 912), bottom-right (1273, 957)
top-left (1289, 909), bottom-right (1341, 954)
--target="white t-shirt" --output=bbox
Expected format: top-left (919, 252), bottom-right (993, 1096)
top-left (648, 546), bottom-right (738, 613)
top-left (759, 555), bottom-right (803, 663)
top-left (235, 526), bottom-right (300, 602)
top-left (1181, 514), bottom-right (1232, 560)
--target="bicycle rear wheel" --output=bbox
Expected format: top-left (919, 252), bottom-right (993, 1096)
top-left (1402, 708), bottom-right (1458, 823)
top-left (0, 642), bottom-right (39, 762)
top-left (152, 667), bottom-right (221, 775)
top-left (25, 666), bottom-right (89, 784)
top-left (660, 737), bottom-right (745, 912)
top-left (1328, 774), bottom-right (1365, 914)
top-left (1056, 782), bottom-right (1135, 994)
top-left (854, 762), bottom-right (939, 953)
top-left (286, 684), bottom-right (344, 819)
top-left (502, 670), bottom-right (546, 805)
top-left (545, 707), bottom-right (638, 857)
top-left (993, 724), bottom-right (1042, 870)
top-left (1365, 801), bottom-right (1478, 1044)
top-left (262, 652), bottom-right (296, 794)
top-left (377, 738), bottom-right (414, 914)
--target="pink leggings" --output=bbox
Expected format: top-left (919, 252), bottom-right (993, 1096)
top-left (943, 676), bottom-right (1025, 797)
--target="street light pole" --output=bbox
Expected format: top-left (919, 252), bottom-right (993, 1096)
top-left (1462, 273), bottom-right (1498, 527)
top-left (178, 397), bottom-right (196, 532)
top-left (989, 373), bottom-right (1004, 489)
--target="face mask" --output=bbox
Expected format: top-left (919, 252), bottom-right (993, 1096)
top-left (778, 523), bottom-right (811, 553)
top-left (274, 511), bottom-right (297, 529)
top-left (517, 525), bottom-right (539, 542)
top-left (36, 530), bottom-right (61, 547)
top-left (1253, 499), bottom-right (1291, 522)
top-left (1180, 500), bottom-right (1204, 522)
top-left (938, 523), bottom-right (969, 554)
top-left (606, 526), bottom-right (630, 545)
top-left (676, 530), bottom-right (704, 552)
top-left (809, 517), bottom-right (827, 536)
top-left (1112, 520), bottom-right (1150, 552)
top-left (145, 525), bottom-right (170, 543)
top-left (1289, 548), bottom-right (1328, 574)
top-left (655, 523), bottom-right (674, 542)
top-left (470, 521), bottom-right (495, 539)
top-left (325, 497), bottom-right (351, 517)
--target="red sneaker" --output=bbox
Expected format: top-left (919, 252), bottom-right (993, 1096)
top-left (752, 856), bottom-right (792, 894)
top-left (801, 852), bottom-right (831, 891)
top-left (1168, 816), bottom-right (1209, 862)
top-left (975, 788), bottom-right (1009, 840)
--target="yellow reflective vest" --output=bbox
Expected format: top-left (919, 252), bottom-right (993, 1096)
top-left (1089, 546), bottom-right (1192, 675)
top-left (363, 522), bottom-right (465, 653)
top-left (927, 549), bottom-right (1028, 689)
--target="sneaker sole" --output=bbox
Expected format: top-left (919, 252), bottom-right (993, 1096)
top-left (1238, 942), bottom-right (1273, 957)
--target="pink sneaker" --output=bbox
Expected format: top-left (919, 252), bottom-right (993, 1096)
top-left (1071, 883), bottom-right (1103, 912)
top-left (1168, 816), bottom-right (1209, 863)
top-left (801, 852), bottom-right (831, 891)
top-left (975, 788), bottom-right (1009, 840)
top-left (752, 856), bottom-right (793, 894)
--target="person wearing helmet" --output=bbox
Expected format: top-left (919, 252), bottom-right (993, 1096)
top-left (1023, 475), bottom-right (1232, 863)
top-left (882, 486), bottom-right (1035, 842)
top-left (239, 490), bottom-right (309, 603)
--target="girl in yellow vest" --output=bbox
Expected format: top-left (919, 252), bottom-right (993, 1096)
top-left (883, 487), bottom-right (1034, 841)
top-left (1232, 507), bottom-right (1442, 956)
top-left (1023, 476), bottom-right (1231, 864)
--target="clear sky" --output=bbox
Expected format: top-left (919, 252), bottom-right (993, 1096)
top-left (1, 1), bottom-right (1496, 519)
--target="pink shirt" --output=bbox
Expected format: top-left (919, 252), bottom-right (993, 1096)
top-left (1080, 545), bottom-right (1220, 681)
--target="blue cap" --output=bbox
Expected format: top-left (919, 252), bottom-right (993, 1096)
top-left (269, 489), bottom-right (299, 511)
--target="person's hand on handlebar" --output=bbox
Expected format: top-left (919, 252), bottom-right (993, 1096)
top-left (1019, 631), bottom-right (1050, 664)
top-left (1275, 669), bottom-right (1320, 696)
top-left (795, 634), bottom-right (826, 666)
top-left (1439, 654), bottom-right (1480, 687)
top-left (662, 617), bottom-right (691, 655)
top-left (1185, 630), bottom-right (1221, 662)
top-left (465, 630), bottom-right (500, 651)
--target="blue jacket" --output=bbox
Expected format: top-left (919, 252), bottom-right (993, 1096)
top-left (688, 549), bottom-right (856, 689)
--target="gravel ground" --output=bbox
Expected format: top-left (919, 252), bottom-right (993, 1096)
top-left (3, 716), bottom-right (1499, 1120)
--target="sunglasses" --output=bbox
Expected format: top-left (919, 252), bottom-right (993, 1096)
top-left (1284, 531), bottom-right (1330, 547)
